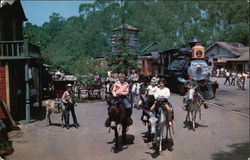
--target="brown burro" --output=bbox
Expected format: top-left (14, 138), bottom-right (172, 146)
top-left (46, 99), bottom-right (66, 127)
top-left (105, 96), bottom-right (133, 153)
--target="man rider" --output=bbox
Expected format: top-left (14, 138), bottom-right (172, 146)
top-left (183, 74), bottom-right (207, 111)
top-left (111, 73), bottom-right (133, 125)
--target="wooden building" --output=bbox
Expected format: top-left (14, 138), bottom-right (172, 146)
top-left (205, 42), bottom-right (249, 72)
top-left (0, 0), bottom-right (42, 122)
top-left (111, 24), bottom-right (139, 54)
top-left (139, 52), bottom-right (160, 76)
top-left (226, 49), bottom-right (249, 72)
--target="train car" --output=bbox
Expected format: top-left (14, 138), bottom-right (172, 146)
top-left (159, 38), bottom-right (218, 99)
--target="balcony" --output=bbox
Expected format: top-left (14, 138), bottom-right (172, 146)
top-left (0, 39), bottom-right (41, 60)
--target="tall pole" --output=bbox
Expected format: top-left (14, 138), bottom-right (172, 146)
top-left (25, 64), bottom-right (30, 123)
top-left (24, 36), bottom-right (30, 123)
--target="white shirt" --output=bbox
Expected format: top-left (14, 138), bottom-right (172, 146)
top-left (151, 77), bottom-right (160, 83)
top-left (147, 85), bottom-right (158, 95)
top-left (231, 72), bottom-right (236, 78)
top-left (225, 72), bottom-right (230, 77)
top-left (154, 87), bottom-right (170, 99)
top-left (243, 73), bottom-right (248, 79)
top-left (237, 73), bottom-right (242, 77)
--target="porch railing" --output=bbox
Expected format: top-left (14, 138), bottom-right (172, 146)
top-left (0, 40), bottom-right (24, 57)
top-left (0, 39), bottom-right (40, 60)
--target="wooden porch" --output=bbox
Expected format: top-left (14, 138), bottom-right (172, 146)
top-left (0, 37), bottom-right (42, 123)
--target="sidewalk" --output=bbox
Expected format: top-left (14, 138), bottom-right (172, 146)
top-left (208, 77), bottom-right (249, 116)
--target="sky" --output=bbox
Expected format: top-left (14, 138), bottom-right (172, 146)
top-left (21, 1), bottom-right (92, 26)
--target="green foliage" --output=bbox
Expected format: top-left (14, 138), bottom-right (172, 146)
top-left (23, 1), bottom-right (249, 76)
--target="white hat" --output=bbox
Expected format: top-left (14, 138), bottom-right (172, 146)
top-left (66, 84), bottom-right (72, 87)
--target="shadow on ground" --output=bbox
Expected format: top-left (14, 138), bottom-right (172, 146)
top-left (211, 142), bottom-right (249, 160)
top-left (145, 138), bottom-right (174, 159)
top-left (183, 121), bottom-right (208, 130)
top-left (107, 134), bottom-right (135, 153)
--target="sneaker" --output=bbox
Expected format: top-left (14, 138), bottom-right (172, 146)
top-left (74, 124), bottom-right (79, 128)
top-left (66, 125), bottom-right (70, 129)
top-left (204, 103), bottom-right (208, 109)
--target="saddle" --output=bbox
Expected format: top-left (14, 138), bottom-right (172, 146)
top-left (105, 96), bottom-right (133, 127)
top-left (54, 99), bottom-right (64, 109)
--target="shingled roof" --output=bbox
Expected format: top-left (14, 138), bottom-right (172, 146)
top-left (0, 0), bottom-right (27, 21)
top-left (0, 0), bottom-right (16, 7)
top-left (206, 42), bottom-right (248, 57)
top-left (226, 48), bottom-right (249, 62)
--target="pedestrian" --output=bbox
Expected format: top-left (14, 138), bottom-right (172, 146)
top-left (237, 72), bottom-right (243, 90)
top-left (242, 72), bottom-right (248, 90)
top-left (61, 84), bottom-right (79, 129)
top-left (216, 68), bottom-right (220, 77)
top-left (220, 67), bottom-right (225, 77)
top-left (224, 70), bottom-right (231, 86)
top-left (230, 71), bottom-right (236, 86)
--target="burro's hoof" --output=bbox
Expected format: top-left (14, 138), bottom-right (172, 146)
top-left (204, 103), bottom-right (208, 109)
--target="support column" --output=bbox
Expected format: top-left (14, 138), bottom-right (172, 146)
top-left (25, 63), bottom-right (30, 123)
top-left (38, 64), bottom-right (42, 108)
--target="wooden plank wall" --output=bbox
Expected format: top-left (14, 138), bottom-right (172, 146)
top-left (0, 64), bottom-right (7, 118)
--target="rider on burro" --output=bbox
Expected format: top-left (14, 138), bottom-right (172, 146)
top-left (150, 79), bottom-right (174, 127)
top-left (106, 73), bottom-right (133, 126)
top-left (183, 74), bottom-right (208, 111)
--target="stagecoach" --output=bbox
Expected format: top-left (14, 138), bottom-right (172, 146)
top-left (52, 75), bottom-right (77, 99)
top-left (86, 79), bottom-right (105, 100)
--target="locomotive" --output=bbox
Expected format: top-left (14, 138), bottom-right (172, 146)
top-left (159, 38), bottom-right (218, 99)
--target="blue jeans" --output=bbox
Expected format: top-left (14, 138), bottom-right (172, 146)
top-left (64, 104), bottom-right (78, 125)
top-left (122, 98), bottom-right (131, 109)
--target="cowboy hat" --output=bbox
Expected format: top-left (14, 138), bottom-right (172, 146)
top-left (66, 84), bottom-right (72, 87)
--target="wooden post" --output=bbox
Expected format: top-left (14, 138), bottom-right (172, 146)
top-left (23, 35), bottom-right (29, 57)
top-left (38, 61), bottom-right (42, 108)
top-left (25, 63), bottom-right (30, 123)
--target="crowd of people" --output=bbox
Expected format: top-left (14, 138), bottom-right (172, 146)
top-left (104, 69), bottom-right (206, 127)
top-left (216, 68), bottom-right (249, 90)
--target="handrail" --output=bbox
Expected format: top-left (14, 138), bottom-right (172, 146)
top-left (0, 40), bottom-right (23, 43)
top-left (0, 40), bottom-right (41, 59)
top-left (0, 41), bottom-right (24, 57)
